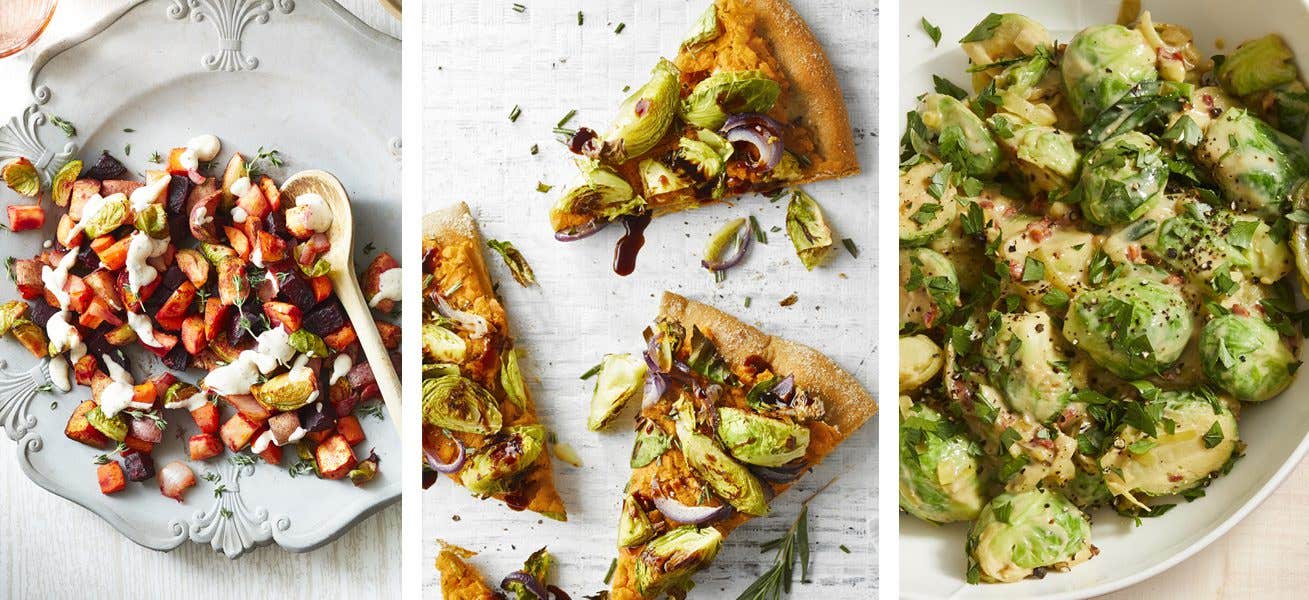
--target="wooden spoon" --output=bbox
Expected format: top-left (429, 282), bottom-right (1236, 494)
top-left (280, 170), bottom-right (402, 434)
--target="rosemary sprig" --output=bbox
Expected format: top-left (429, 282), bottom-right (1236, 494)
top-left (736, 504), bottom-right (811, 600)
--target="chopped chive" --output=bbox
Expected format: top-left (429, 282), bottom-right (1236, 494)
top-left (508, 105), bottom-right (522, 122)
top-left (745, 296), bottom-right (752, 307)
top-left (603, 558), bottom-right (617, 584)
top-left (614, 22), bottom-right (626, 34)
top-left (580, 362), bottom-right (603, 380)
top-left (842, 238), bottom-right (859, 258)
top-left (577, 11), bottom-right (584, 25)
top-left (124, 144), bottom-right (131, 156)
top-left (512, 3), bottom-right (526, 12)
top-left (749, 215), bottom-right (766, 244)
top-left (122, 128), bottom-right (135, 133)
top-left (556, 109), bottom-right (577, 129)
top-left (530, 143), bottom-right (539, 155)
top-left (840, 544), bottom-right (851, 553)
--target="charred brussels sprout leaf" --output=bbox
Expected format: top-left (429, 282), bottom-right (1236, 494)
top-left (500, 347), bottom-right (529, 411)
top-left (681, 3), bottom-right (719, 49)
top-left (1, 158), bottom-right (40, 197)
top-left (1216, 34), bottom-right (1299, 96)
top-left (487, 240), bottom-right (536, 287)
top-left (634, 526), bottom-right (724, 596)
top-left (459, 424), bottom-right (546, 495)
top-left (630, 420), bottom-right (673, 468)
top-left (422, 323), bottom-right (467, 363)
top-left (552, 165), bottom-right (643, 224)
top-left (87, 406), bottom-right (128, 442)
top-left (716, 407), bottom-right (810, 467)
top-left (675, 400), bottom-right (770, 516)
top-left (421, 374), bottom-right (504, 435)
top-left (786, 190), bottom-right (835, 270)
top-left (618, 493), bottom-right (656, 547)
top-left (288, 329), bottom-right (328, 358)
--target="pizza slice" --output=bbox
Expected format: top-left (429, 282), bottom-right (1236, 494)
top-left (422, 202), bottom-right (566, 520)
top-left (607, 292), bottom-right (876, 599)
top-left (550, 0), bottom-right (858, 242)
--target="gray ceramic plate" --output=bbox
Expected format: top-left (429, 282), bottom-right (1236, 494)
top-left (0, 0), bottom-right (400, 558)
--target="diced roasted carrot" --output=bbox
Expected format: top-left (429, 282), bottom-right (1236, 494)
top-left (204, 298), bottom-right (230, 342)
top-left (94, 236), bottom-right (131, 271)
top-left (7, 204), bottom-right (45, 231)
top-left (69, 179), bottom-right (100, 218)
top-left (73, 355), bottom-right (98, 386)
top-left (56, 214), bottom-right (84, 248)
top-left (157, 281), bottom-right (197, 320)
top-left (123, 434), bottom-right (155, 455)
top-left (216, 257), bottom-right (248, 306)
top-left (257, 176), bottom-right (281, 210)
top-left (82, 269), bottom-right (123, 310)
top-left (323, 325), bottom-right (357, 352)
top-left (219, 413), bottom-right (260, 452)
top-left (310, 275), bottom-right (333, 303)
top-left (257, 231), bottom-right (288, 264)
top-left (131, 382), bottom-right (158, 407)
top-left (375, 319), bottom-right (400, 350)
top-left (154, 312), bottom-right (184, 332)
top-left (63, 274), bottom-right (93, 313)
top-left (336, 415), bottom-right (366, 446)
top-left (258, 444), bottom-right (283, 466)
top-left (144, 331), bottom-right (178, 357)
top-left (188, 433), bottom-right (224, 460)
top-left (78, 297), bottom-right (124, 329)
top-left (166, 148), bottom-right (191, 175)
top-left (97, 461), bottom-right (127, 495)
top-left (65, 399), bottom-right (110, 448)
top-left (175, 248), bottom-right (210, 288)
top-left (263, 301), bottom-right (302, 332)
top-left (187, 401), bottom-right (219, 434)
top-left (314, 434), bottom-right (357, 480)
top-left (307, 429), bottom-right (334, 445)
top-left (223, 394), bottom-right (271, 423)
top-left (224, 226), bottom-right (251, 259)
top-left (181, 315), bottom-right (206, 354)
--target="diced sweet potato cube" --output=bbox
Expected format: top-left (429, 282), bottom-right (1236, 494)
top-left (69, 179), bottom-right (101, 217)
top-left (190, 402), bottom-right (220, 434)
top-left (65, 399), bottom-right (110, 448)
top-left (223, 394), bottom-right (271, 423)
top-left (258, 444), bottom-right (283, 465)
top-left (188, 433), bottom-right (224, 460)
top-left (154, 312), bottom-right (183, 332)
top-left (97, 461), bottom-right (127, 495)
top-left (306, 429), bottom-right (334, 445)
top-left (156, 280), bottom-right (196, 320)
top-left (310, 275), bottom-right (332, 303)
top-left (257, 231), bottom-right (288, 264)
top-left (216, 258), bottom-right (248, 306)
top-left (93, 236), bottom-right (131, 271)
top-left (73, 355), bottom-right (98, 386)
top-left (314, 434), bottom-right (357, 480)
top-left (323, 325), bottom-right (357, 352)
top-left (83, 269), bottom-right (123, 311)
top-left (263, 301), bottom-right (302, 332)
top-left (236, 183), bottom-right (271, 220)
top-left (181, 315), bottom-right (206, 354)
top-left (258, 176), bottom-right (281, 209)
top-left (219, 413), bottom-right (260, 452)
top-left (224, 226), bottom-right (251, 259)
top-left (123, 434), bottom-right (155, 455)
top-left (336, 415), bottom-right (366, 446)
top-left (203, 297), bottom-right (230, 342)
top-left (375, 319), bottom-right (400, 350)
top-left (56, 214), bottom-right (83, 248)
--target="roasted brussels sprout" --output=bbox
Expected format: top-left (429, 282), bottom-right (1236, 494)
top-left (989, 113), bottom-right (1081, 195)
top-left (552, 165), bottom-right (644, 225)
top-left (899, 334), bottom-right (944, 391)
top-left (677, 129), bottom-right (734, 186)
top-left (422, 323), bottom-right (467, 363)
top-left (1061, 24), bottom-right (1159, 123)
top-left (786, 190), bottom-right (835, 270)
top-left (633, 526), bottom-right (723, 596)
top-left (618, 492), bottom-right (656, 547)
top-left (459, 424), bottom-right (546, 495)
top-left (674, 400), bottom-right (770, 516)
top-left (982, 311), bottom-right (1074, 422)
top-left (252, 366), bottom-right (319, 411)
top-left (900, 247), bottom-right (959, 331)
top-left (1199, 314), bottom-right (1297, 402)
top-left (899, 160), bottom-right (958, 246)
top-left (1099, 389), bottom-right (1238, 504)
top-left (1076, 132), bottom-right (1168, 226)
top-left (1062, 274), bottom-right (1194, 379)
top-left (639, 157), bottom-right (692, 197)
top-left (588, 353), bottom-right (648, 431)
top-left (680, 70), bottom-right (781, 130)
top-left (918, 93), bottom-right (1001, 178)
top-left (966, 489), bottom-right (1093, 583)
top-left (603, 59), bottom-right (680, 162)
top-left (1151, 204), bottom-right (1292, 288)
top-left (1195, 108), bottom-right (1309, 219)
top-left (899, 399), bottom-right (984, 523)
top-left (1217, 34), bottom-right (1299, 97)
top-left (716, 406), bottom-right (810, 467)
top-left (422, 374), bottom-right (504, 435)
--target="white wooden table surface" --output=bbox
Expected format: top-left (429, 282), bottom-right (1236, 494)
top-left (421, 0), bottom-right (879, 597)
top-left (0, 2), bottom-right (401, 598)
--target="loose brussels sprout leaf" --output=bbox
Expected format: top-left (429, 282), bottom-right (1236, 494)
top-left (82, 193), bottom-right (128, 238)
top-left (681, 3), bottom-right (719, 49)
top-left (674, 400), bottom-right (770, 516)
top-left (786, 190), bottom-right (835, 270)
top-left (422, 322), bottom-right (467, 363)
top-left (899, 160), bottom-right (958, 246)
top-left (686, 326), bottom-right (736, 385)
top-left (252, 367), bottom-right (318, 411)
top-left (422, 362), bottom-right (461, 378)
top-left (300, 257), bottom-right (331, 278)
top-left (1099, 389), bottom-right (1239, 503)
top-left (680, 70), bottom-right (781, 130)
top-left (0, 301), bottom-right (28, 336)
top-left (1076, 132), bottom-right (1168, 226)
top-left (650, 319), bottom-right (685, 374)
top-left (87, 406), bottom-right (128, 442)
top-left (604, 59), bottom-right (680, 162)
top-left (51, 159), bottom-right (82, 207)
top-left (1080, 80), bottom-right (1189, 149)
top-left (487, 240), bottom-right (536, 287)
top-left (618, 493), bottom-right (656, 547)
top-left (918, 93), bottom-right (1001, 178)
top-left (677, 129), bottom-right (734, 183)
top-left (899, 400), bottom-right (984, 523)
top-left (989, 114), bottom-right (1081, 196)
top-left (500, 347), bottom-right (529, 411)
top-left (1061, 24), bottom-right (1159, 123)
top-left (134, 204), bottom-right (169, 239)
top-left (552, 165), bottom-right (644, 222)
top-left (587, 353), bottom-right (648, 431)
top-left (639, 157), bottom-right (692, 197)
top-left (1196, 108), bottom-right (1309, 219)
top-left (966, 489), bottom-right (1092, 583)
top-left (1199, 314), bottom-right (1297, 402)
top-left (422, 374), bottom-right (504, 435)
top-left (1, 158), bottom-right (39, 197)
top-left (1265, 81), bottom-right (1309, 139)
top-left (634, 526), bottom-right (723, 597)
top-left (347, 458), bottom-right (378, 486)
top-left (1062, 274), bottom-right (1193, 379)
top-left (982, 311), bottom-right (1074, 422)
top-left (630, 420), bottom-right (673, 468)
top-left (505, 547), bottom-right (554, 600)
top-left (716, 407), bottom-right (810, 467)
top-left (287, 329), bottom-right (328, 358)
top-left (899, 334), bottom-right (944, 391)
top-left (1216, 34), bottom-right (1298, 96)
top-left (899, 247), bottom-right (959, 331)
top-left (459, 424), bottom-right (546, 495)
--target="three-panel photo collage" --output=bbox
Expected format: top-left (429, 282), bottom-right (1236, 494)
top-left (2, 0), bottom-right (1309, 598)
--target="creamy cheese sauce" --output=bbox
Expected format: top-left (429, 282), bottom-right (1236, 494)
top-left (329, 354), bottom-right (353, 385)
top-left (251, 426), bottom-right (307, 453)
top-left (163, 389), bottom-right (211, 412)
top-left (202, 327), bottom-right (296, 396)
top-left (229, 176), bottom-right (252, 200)
top-left (126, 231), bottom-right (169, 294)
top-left (368, 267), bottom-right (401, 308)
top-left (294, 193), bottom-right (333, 232)
top-left (98, 354), bottom-right (149, 418)
top-left (129, 173), bottom-right (170, 213)
top-left (40, 247), bottom-right (80, 310)
top-left (127, 311), bottom-right (164, 348)
top-left (181, 134), bottom-right (221, 170)
top-left (231, 206), bottom-right (249, 224)
top-left (47, 356), bottom-right (71, 393)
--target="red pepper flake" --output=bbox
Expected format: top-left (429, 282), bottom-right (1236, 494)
top-left (635, 98), bottom-right (650, 117)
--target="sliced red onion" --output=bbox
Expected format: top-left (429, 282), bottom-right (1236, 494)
top-left (435, 295), bottom-right (489, 339)
top-left (701, 222), bottom-right (753, 272)
top-left (501, 571), bottom-right (550, 600)
top-left (554, 218), bottom-right (610, 242)
top-left (770, 375), bottom-right (796, 402)
top-left (129, 416), bottom-right (163, 444)
top-left (750, 461), bottom-right (807, 483)
top-left (423, 436), bottom-right (466, 474)
top-left (642, 371), bottom-right (668, 409)
top-left (186, 168), bottom-right (206, 185)
top-left (653, 496), bottom-right (733, 525)
top-left (722, 113), bottom-right (784, 172)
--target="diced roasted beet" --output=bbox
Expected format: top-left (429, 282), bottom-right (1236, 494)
top-left (162, 344), bottom-right (191, 371)
top-left (332, 393), bottom-right (359, 420)
top-left (166, 175), bottom-right (192, 215)
top-left (299, 402), bottom-right (337, 432)
top-left (28, 301), bottom-right (57, 329)
top-left (86, 338), bottom-right (130, 373)
top-left (144, 266), bottom-right (188, 314)
top-left (346, 361), bottom-right (376, 391)
top-left (303, 300), bottom-right (347, 337)
top-left (267, 260), bottom-right (316, 308)
top-left (264, 209), bottom-right (290, 240)
top-left (227, 301), bottom-right (268, 347)
top-left (82, 151), bottom-right (127, 180)
top-left (122, 452), bottom-right (156, 482)
top-left (74, 243), bottom-right (100, 273)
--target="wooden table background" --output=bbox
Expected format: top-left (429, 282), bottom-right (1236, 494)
top-left (0, 2), bottom-right (401, 598)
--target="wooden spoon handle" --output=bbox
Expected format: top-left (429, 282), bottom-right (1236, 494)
top-left (329, 269), bottom-right (403, 436)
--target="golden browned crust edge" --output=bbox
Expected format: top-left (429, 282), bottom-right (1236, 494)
top-left (748, 0), bottom-right (860, 181)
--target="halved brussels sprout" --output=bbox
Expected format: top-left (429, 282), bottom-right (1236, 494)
top-left (288, 329), bottom-right (328, 358)
top-left (639, 157), bottom-right (692, 197)
top-left (918, 94), bottom-right (1001, 178)
top-left (459, 424), bottom-right (546, 495)
top-left (677, 128), bottom-right (734, 183)
top-left (681, 3), bottom-right (719, 49)
top-left (1151, 204), bottom-right (1291, 288)
top-left (552, 165), bottom-right (644, 225)
top-left (82, 193), bottom-right (129, 238)
top-left (674, 400), bottom-right (770, 516)
top-left (960, 13), bottom-right (1053, 91)
top-left (587, 353), bottom-right (648, 431)
top-left (1216, 34), bottom-right (1298, 97)
top-left (500, 347), bottom-right (529, 411)
top-left (899, 334), bottom-right (943, 391)
top-left (1199, 314), bottom-right (1297, 402)
top-left (134, 204), bottom-right (168, 239)
top-left (1061, 24), bottom-right (1159, 123)
top-left (603, 59), bottom-right (680, 163)
top-left (252, 366), bottom-right (319, 411)
top-left (1060, 468), bottom-right (1113, 511)
top-left (966, 489), bottom-right (1093, 583)
top-left (87, 406), bottom-right (128, 442)
top-left (899, 160), bottom-right (958, 246)
top-left (680, 70), bottom-right (781, 130)
top-left (633, 526), bottom-right (723, 597)
top-left (899, 399), bottom-right (984, 523)
top-left (982, 311), bottom-right (1074, 422)
top-left (1195, 108), bottom-right (1309, 219)
top-left (422, 374), bottom-right (503, 435)
top-left (989, 113), bottom-right (1081, 195)
top-left (1076, 132), bottom-right (1168, 226)
top-left (900, 247), bottom-right (959, 331)
top-left (716, 407), bottom-right (810, 467)
top-left (1099, 389), bottom-right (1238, 505)
top-left (618, 492), bottom-right (655, 547)
top-left (1062, 274), bottom-right (1193, 379)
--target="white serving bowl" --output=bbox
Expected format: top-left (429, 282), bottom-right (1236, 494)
top-left (899, 1), bottom-right (1309, 597)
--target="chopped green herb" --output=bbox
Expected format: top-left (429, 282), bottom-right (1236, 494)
top-left (580, 362), bottom-right (602, 380)
top-left (49, 115), bottom-right (76, 137)
top-left (556, 109), bottom-right (577, 129)
top-left (577, 11), bottom-right (583, 25)
top-left (749, 215), bottom-right (766, 243)
top-left (536, 181), bottom-right (553, 193)
top-left (921, 17), bottom-right (942, 46)
top-left (509, 105), bottom-right (523, 122)
top-left (512, 3), bottom-right (526, 12)
top-left (842, 238), bottom-right (859, 258)
top-left (737, 505), bottom-right (810, 599)
top-left (530, 144), bottom-right (539, 155)
top-left (615, 22), bottom-right (626, 34)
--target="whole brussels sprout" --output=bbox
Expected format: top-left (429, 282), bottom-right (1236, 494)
top-left (898, 160), bottom-right (958, 246)
top-left (966, 489), bottom-right (1093, 583)
top-left (1152, 204), bottom-right (1292, 288)
top-left (899, 334), bottom-right (944, 391)
top-left (1076, 132), bottom-right (1168, 226)
top-left (1199, 314), bottom-right (1297, 402)
top-left (960, 13), bottom-right (1053, 91)
top-left (900, 247), bottom-right (959, 331)
top-left (422, 374), bottom-right (503, 435)
top-left (459, 425), bottom-right (547, 495)
top-left (716, 407), bottom-right (810, 467)
top-left (989, 113), bottom-right (1081, 195)
top-left (1099, 389), bottom-right (1238, 503)
top-left (680, 70), bottom-right (781, 130)
top-left (1216, 34), bottom-right (1299, 97)
top-left (918, 93), bottom-right (1001, 178)
top-left (674, 400), bottom-right (770, 516)
top-left (550, 165), bottom-right (644, 229)
top-left (1195, 108), bottom-right (1309, 219)
top-left (1061, 24), bottom-right (1159, 123)
top-left (603, 58), bottom-right (680, 162)
top-left (633, 526), bottom-right (723, 596)
top-left (899, 399), bottom-right (984, 523)
top-left (1062, 274), bottom-right (1194, 379)
top-left (982, 311), bottom-right (1074, 422)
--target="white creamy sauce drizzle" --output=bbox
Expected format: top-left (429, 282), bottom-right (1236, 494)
top-left (126, 231), bottom-right (170, 295)
top-left (129, 173), bottom-right (170, 213)
top-left (231, 206), bottom-right (248, 224)
top-left (69, 193), bottom-right (114, 239)
top-left (127, 311), bottom-right (164, 348)
top-left (368, 267), bottom-right (401, 308)
top-left (40, 247), bottom-right (80, 310)
top-left (180, 134), bottom-right (221, 171)
top-left (329, 354), bottom-right (353, 385)
top-left (163, 389), bottom-right (211, 412)
top-left (202, 327), bottom-right (296, 396)
top-left (48, 356), bottom-right (71, 393)
top-left (291, 353), bottom-right (310, 371)
top-left (98, 354), bottom-right (149, 418)
top-left (294, 193), bottom-right (333, 232)
top-left (251, 426), bottom-right (308, 453)
top-left (229, 176), bottom-right (252, 200)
